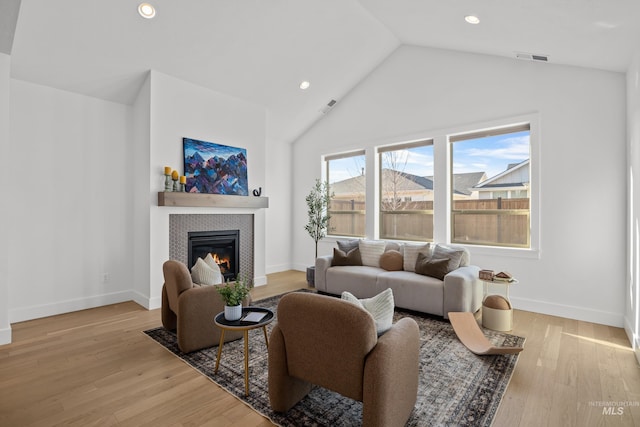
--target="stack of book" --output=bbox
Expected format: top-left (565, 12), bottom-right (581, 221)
top-left (493, 272), bottom-right (514, 282)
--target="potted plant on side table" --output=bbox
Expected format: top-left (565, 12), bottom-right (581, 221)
top-left (304, 178), bottom-right (332, 286)
top-left (216, 275), bottom-right (251, 321)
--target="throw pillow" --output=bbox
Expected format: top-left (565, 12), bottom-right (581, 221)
top-left (379, 250), bottom-right (403, 271)
top-left (341, 288), bottom-right (395, 335)
top-left (331, 247), bottom-right (363, 266)
top-left (359, 240), bottom-right (387, 267)
top-left (191, 257), bottom-right (223, 286)
top-left (432, 244), bottom-right (465, 272)
top-left (337, 239), bottom-right (360, 253)
top-left (414, 253), bottom-right (451, 280)
top-left (202, 253), bottom-right (218, 270)
top-left (403, 243), bottom-right (431, 272)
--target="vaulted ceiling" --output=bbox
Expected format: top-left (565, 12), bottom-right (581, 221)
top-left (4, 0), bottom-right (640, 143)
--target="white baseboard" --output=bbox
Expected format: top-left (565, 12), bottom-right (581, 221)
top-left (0, 326), bottom-right (11, 345)
top-left (265, 263), bottom-right (294, 274)
top-left (9, 290), bottom-right (135, 323)
top-left (623, 316), bottom-right (640, 364)
top-left (131, 291), bottom-right (161, 311)
top-left (253, 275), bottom-right (267, 287)
top-left (292, 263), bottom-right (310, 272)
top-left (511, 296), bottom-right (624, 328)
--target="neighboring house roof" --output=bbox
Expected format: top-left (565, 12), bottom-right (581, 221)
top-left (330, 174), bottom-right (366, 195)
top-left (453, 172), bottom-right (486, 196)
top-left (474, 159), bottom-right (529, 189)
top-left (424, 171), bottom-right (486, 196)
top-left (387, 169), bottom-right (434, 191)
top-left (331, 170), bottom-right (486, 196)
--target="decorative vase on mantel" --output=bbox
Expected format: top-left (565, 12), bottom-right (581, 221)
top-left (224, 304), bottom-right (242, 321)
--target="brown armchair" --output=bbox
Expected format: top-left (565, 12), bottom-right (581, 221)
top-left (161, 260), bottom-right (250, 353)
top-left (268, 292), bottom-right (420, 427)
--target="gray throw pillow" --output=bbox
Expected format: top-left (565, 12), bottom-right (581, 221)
top-left (432, 244), bottom-right (465, 272)
top-left (337, 239), bottom-right (360, 253)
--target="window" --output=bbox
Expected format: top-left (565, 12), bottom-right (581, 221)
top-left (379, 140), bottom-right (434, 241)
top-left (325, 151), bottom-right (366, 237)
top-left (450, 124), bottom-right (531, 248)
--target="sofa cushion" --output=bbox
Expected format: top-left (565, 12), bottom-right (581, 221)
top-left (376, 271), bottom-right (445, 316)
top-left (341, 288), bottom-right (394, 335)
top-left (332, 247), bottom-right (363, 266)
top-left (432, 244), bottom-right (465, 272)
top-left (326, 266), bottom-right (383, 297)
top-left (379, 250), bottom-right (403, 271)
top-left (415, 253), bottom-right (450, 280)
top-left (337, 239), bottom-right (360, 253)
top-left (402, 243), bottom-right (431, 272)
top-left (191, 257), bottom-right (223, 286)
top-left (359, 240), bottom-right (387, 267)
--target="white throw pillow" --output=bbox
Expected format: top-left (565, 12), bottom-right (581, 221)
top-left (203, 253), bottom-right (219, 270)
top-left (358, 240), bottom-right (387, 267)
top-left (341, 288), bottom-right (395, 335)
top-left (191, 257), bottom-right (223, 286)
top-left (403, 243), bottom-right (431, 272)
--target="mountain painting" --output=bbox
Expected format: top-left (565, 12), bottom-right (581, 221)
top-left (183, 138), bottom-right (248, 195)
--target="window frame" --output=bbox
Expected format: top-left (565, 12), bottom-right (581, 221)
top-left (324, 150), bottom-right (367, 238)
top-left (449, 123), bottom-right (532, 249)
top-left (378, 139), bottom-right (434, 242)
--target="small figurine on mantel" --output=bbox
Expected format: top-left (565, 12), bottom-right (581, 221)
top-left (171, 170), bottom-right (180, 191)
top-left (164, 166), bottom-right (173, 191)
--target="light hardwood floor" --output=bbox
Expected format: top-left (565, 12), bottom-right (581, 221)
top-left (0, 270), bottom-right (638, 426)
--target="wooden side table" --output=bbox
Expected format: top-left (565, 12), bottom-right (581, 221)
top-left (214, 307), bottom-right (274, 396)
top-left (481, 278), bottom-right (518, 331)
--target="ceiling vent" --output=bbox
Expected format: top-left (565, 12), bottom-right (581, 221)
top-left (319, 99), bottom-right (337, 115)
top-left (515, 52), bottom-right (549, 62)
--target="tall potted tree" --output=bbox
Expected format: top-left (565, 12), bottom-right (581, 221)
top-left (304, 179), bottom-right (332, 285)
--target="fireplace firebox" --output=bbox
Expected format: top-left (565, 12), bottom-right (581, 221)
top-left (188, 230), bottom-right (239, 281)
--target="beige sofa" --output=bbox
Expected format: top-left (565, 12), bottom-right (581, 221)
top-left (314, 241), bottom-right (482, 319)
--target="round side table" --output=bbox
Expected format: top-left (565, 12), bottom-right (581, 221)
top-left (213, 307), bottom-right (274, 396)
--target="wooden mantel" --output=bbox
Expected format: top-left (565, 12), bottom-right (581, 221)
top-left (158, 192), bottom-right (269, 209)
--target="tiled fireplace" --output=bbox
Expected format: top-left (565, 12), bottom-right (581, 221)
top-left (169, 214), bottom-right (254, 282)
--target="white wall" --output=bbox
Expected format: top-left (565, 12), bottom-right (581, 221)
top-left (627, 49), bottom-right (640, 362)
top-left (132, 73), bottom-right (151, 307)
top-left (293, 45), bottom-right (627, 327)
top-left (0, 53), bottom-right (11, 344)
top-left (135, 71), bottom-right (267, 309)
top-left (265, 124), bottom-right (293, 273)
top-left (7, 79), bottom-right (134, 323)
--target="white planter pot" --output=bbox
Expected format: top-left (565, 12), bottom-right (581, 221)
top-left (224, 304), bottom-right (243, 321)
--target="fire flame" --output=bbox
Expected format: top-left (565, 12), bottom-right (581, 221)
top-left (210, 252), bottom-right (231, 273)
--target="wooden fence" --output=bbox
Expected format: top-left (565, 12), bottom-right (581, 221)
top-left (328, 198), bottom-right (529, 247)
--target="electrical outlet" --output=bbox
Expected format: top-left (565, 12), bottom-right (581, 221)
top-left (103, 273), bottom-right (109, 283)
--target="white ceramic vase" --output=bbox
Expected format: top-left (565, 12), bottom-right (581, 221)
top-left (224, 304), bottom-right (242, 321)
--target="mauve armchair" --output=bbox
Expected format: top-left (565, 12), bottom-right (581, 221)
top-left (268, 292), bottom-right (420, 427)
top-left (161, 260), bottom-right (250, 353)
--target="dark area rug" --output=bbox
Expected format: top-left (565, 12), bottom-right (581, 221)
top-left (144, 291), bottom-right (525, 426)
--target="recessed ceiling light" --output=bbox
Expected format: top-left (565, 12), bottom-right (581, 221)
top-left (138, 3), bottom-right (156, 19)
top-left (465, 15), bottom-right (480, 25)
top-left (299, 81), bottom-right (311, 90)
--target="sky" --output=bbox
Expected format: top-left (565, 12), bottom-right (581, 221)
top-left (328, 131), bottom-right (530, 183)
